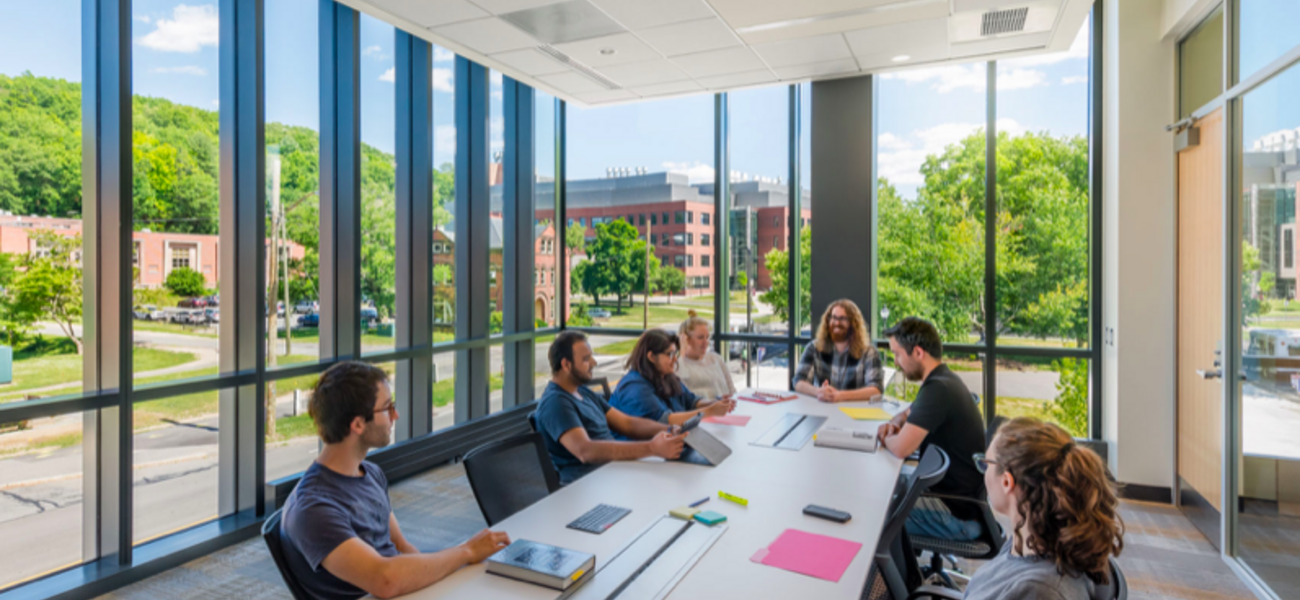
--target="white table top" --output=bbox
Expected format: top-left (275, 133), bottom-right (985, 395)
top-left (391, 391), bottom-right (905, 600)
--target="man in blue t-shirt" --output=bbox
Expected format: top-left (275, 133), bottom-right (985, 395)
top-left (280, 362), bottom-right (510, 600)
top-left (534, 331), bottom-right (688, 485)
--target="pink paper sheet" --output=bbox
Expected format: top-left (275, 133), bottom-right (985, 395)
top-left (750, 529), bottom-right (863, 583)
top-left (703, 415), bottom-right (751, 426)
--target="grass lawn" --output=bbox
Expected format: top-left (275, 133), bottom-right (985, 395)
top-left (590, 303), bottom-right (710, 329)
top-left (996, 396), bottom-right (1054, 422)
top-left (594, 338), bottom-right (639, 356)
top-left (133, 320), bottom-right (219, 338)
top-left (1, 342), bottom-right (197, 402)
top-left (432, 373), bottom-right (503, 408)
top-left (281, 326), bottom-right (399, 347)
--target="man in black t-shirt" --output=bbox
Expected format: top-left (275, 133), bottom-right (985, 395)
top-left (878, 317), bottom-right (987, 542)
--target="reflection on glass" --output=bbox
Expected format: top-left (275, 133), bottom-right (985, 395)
top-left (729, 86), bottom-right (792, 339)
top-left (1238, 61), bottom-right (1300, 598)
top-left (359, 15), bottom-right (395, 351)
top-left (877, 63), bottom-right (987, 344)
top-left (729, 342), bottom-right (793, 392)
top-left (996, 18), bottom-right (1091, 350)
top-left (565, 95), bottom-right (712, 330)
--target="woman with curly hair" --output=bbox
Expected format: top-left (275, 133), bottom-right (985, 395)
top-left (963, 417), bottom-right (1125, 599)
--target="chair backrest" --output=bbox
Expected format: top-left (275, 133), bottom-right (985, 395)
top-left (463, 432), bottom-right (561, 526)
top-left (868, 446), bottom-right (950, 599)
top-left (985, 415), bottom-right (1006, 451)
top-left (586, 376), bottom-right (611, 400)
top-left (261, 509), bottom-right (313, 600)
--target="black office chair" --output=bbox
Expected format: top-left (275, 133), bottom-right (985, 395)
top-left (905, 557), bottom-right (1128, 600)
top-left (911, 416), bottom-right (1008, 588)
top-left (586, 376), bottom-right (612, 400)
top-left (262, 508), bottom-right (313, 600)
top-left (861, 446), bottom-right (951, 600)
top-left (463, 432), bottom-right (561, 526)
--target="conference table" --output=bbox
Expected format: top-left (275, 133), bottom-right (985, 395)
top-left (396, 390), bottom-right (906, 600)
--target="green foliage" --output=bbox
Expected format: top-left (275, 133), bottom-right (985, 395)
top-left (0, 73), bottom-right (82, 218)
top-left (1243, 242), bottom-right (1274, 322)
top-left (654, 265), bottom-right (686, 297)
top-left (575, 220), bottom-right (654, 309)
top-left (735, 272), bottom-right (748, 288)
top-left (165, 267), bottom-right (207, 297)
top-left (565, 223), bottom-right (586, 251)
top-left (760, 226), bottom-right (811, 327)
top-left (1049, 357), bottom-right (1089, 438)
top-left (490, 311), bottom-right (503, 335)
top-left (0, 253), bottom-right (33, 345)
top-left (568, 303), bottom-right (594, 327)
top-left (8, 232), bottom-right (83, 353)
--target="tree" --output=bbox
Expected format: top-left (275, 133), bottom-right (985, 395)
top-left (1243, 242), bottom-right (1274, 323)
top-left (1049, 357), bottom-right (1089, 438)
top-left (654, 266), bottom-right (686, 303)
top-left (565, 223), bottom-right (586, 253)
top-left (8, 232), bottom-right (83, 354)
top-left (165, 266), bottom-right (207, 297)
top-left (0, 253), bottom-right (36, 346)
top-left (760, 226), bottom-right (811, 327)
top-left (577, 220), bottom-right (653, 310)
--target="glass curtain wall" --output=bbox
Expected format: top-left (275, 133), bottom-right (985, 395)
top-left (0, 0), bottom-right (85, 588)
top-left (359, 15), bottom-right (395, 352)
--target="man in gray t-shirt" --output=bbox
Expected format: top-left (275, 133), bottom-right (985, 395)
top-left (278, 362), bottom-right (510, 600)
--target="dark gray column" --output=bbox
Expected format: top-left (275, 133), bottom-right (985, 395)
top-left (218, 0), bottom-right (266, 517)
top-left (394, 31), bottom-right (433, 440)
top-left (556, 100), bottom-right (568, 328)
top-left (809, 75), bottom-right (875, 325)
top-left (502, 77), bottom-right (536, 409)
top-left (81, 0), bottom-right (134, 564)
top-left (319, 1), bottom-right (361, 360)
top-left (454, 57), bottom-right (490, 423)
top-left (787, 83), bottom-right (803, 382)
top-left (713, 93), bottom-right (730, 354)
top-left (983, 62), bottom-right (997, 423)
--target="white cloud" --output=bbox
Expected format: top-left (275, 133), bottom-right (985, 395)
top-left (138, 4), bottom-right (219, 53)
top-left (1061, 75), bottom-right (1088, 85)
top-left (362, 45), bottom-right (383, 58)
top-left (435, 124), bottom-right (456, 157)
top-left (211, 99), bottom-right (219, 108)
top-left (877, 119), bottom-right (1025, 186)
top-left (433, 67), bottom-right (454, 93)
top-left (882, 62), bottom-right (1052, 93)
top-left (997, 67), bottom-right (1048, 91)
top-left (134, 14), bottom-right (151, 24)
top-left (151, 65), bottom-right (207, 76)
top-left (662, 161), bottom-right (715, 184)
top-left (434, 47), bottom-right (454, 62)
top-left (491, 70), bottom-right (503, 86)
top-left (379, 67), bottom-right (395, 83)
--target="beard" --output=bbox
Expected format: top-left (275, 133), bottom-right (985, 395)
top-left (902, 362), bottom-right (925, 382)
top-left (571, 365), bottom-right (593, 384)
top-left (830, 324), bottom-right (850, 343)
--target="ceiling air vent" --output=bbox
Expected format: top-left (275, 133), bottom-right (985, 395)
top-left (981, 7), bottom-right (1028, 36)
top-left (536, 45), bottom-right (622, 91)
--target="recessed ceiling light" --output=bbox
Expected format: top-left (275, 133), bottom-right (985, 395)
top-left (892, 55), bottom-right (911, 62)
top-left (599, 48), bottom-right (616, 56)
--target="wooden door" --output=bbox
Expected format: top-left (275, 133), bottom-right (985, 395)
top-left (1177, 107), bottom-right (1224, 547)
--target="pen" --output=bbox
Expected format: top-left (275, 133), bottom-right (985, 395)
top-left (689, 497), bottom-right (709, 508)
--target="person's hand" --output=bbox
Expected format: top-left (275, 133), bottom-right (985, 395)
top-left (703, 399), bottom-right (733, 417)
top-left (649, 430), bottom-right (687, 459)
top-left (817, 383), bottom-right (839, 403)
top-left (877, 421), bottom-right (900, 441)
top-left (461, 529), bottom-right (511, 564)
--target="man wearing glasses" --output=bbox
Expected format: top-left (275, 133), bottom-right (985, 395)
top-left (793, 299), bottom-right (885, 402)
top-left (279, 362), bottom-right (510, 600)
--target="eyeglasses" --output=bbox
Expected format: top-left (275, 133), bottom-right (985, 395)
top-left (829, 315), bottom-right (851, 323)
top-left (973, 452), bottom-right (1000, 474)
top-left (657, 349), bottom-right (680, 359)
top-left (375, 400), bottom-right (397, 417)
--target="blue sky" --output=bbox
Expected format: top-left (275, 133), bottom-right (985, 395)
top-left (4, 4), bottom-right (1300, 197)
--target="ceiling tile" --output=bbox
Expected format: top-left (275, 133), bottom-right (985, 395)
top-left (845, 17), bottom-right (948, 58)
top-left (597, 59), bottom-right (691, 87)
top-left (734, 1), bottom-right (950, 45)
top-left (751, 32), bottom-right (853, 68)
top-left (470, 0), bottom-right (565, 14)
top-left (696, 69), bottom-right (777, 89)
top-left (574, 88), bottom-right (637, 104)
top-left (670, 46), bottom-right (766, 78)
top-left (490, 48), bottom-right (570, 75)
top-left (553, 32), bottom-right (660, 67)
top-left (637, 18), bottom-right (741, 57)
top-left (707, 0), bottom-right (905, 29)
top-left (588, 0), bottom-right (717, 30)
top-left (632, 80), bottom-right (704, 97)
top-left (772, 58), bottom-right (860, 80)
top-left (499, 0), bottom-right (626, 45)
top-left (537, 70), bottom-right (606, 94)
top-left (380, 0), bottom-right (488, 28)
top-left (432, 18), bottom-right (539, 54)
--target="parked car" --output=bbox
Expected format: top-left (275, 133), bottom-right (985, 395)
top-left (295, 299), bottom-right (318, 314)
top-left (297, 312), bottom-right (320, 327)
top-left (588, 307), bottom-right (611, 319)
top-left (178, 297), bottom-right (208, 309)
top-left (133, 305), bottom-right (164, 321)
top-left (204, 294), bottom-right (220, 307)
top-left (361, 307), bottom-right (379, 326)
top-left (204, 308), bottom-right (220, 323)
top-left (176, 308), bottom-right (207, 325)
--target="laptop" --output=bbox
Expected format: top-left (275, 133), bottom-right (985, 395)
top-left (675, 426), bottom-right (731, 466)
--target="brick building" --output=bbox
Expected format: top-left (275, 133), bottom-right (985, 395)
top-left (0, 214), bottom-right (304, 289)
top-left (432, 218), bottom-right (559, 326)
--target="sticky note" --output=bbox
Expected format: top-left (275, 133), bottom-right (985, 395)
top-left (693, 510), bottom-right (727, 526)
top-left (839, 407), bottom-right (892, 421)
top-left (670, 506), bottom-right (700, 521)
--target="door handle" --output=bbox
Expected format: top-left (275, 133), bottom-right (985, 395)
top-left (1196, 368), bottom-right (1222, 380)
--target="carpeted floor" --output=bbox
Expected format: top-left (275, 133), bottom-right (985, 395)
top-left (99, 464), bottom-right (1264, 600)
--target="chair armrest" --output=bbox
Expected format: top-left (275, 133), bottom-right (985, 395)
top-left (906, 585), bottom-right (964, 600)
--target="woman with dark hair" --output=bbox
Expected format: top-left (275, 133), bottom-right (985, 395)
top-left (962, 417), bottom-right (1125, 599)
top-left (609, 329), bottom-right (735, 430)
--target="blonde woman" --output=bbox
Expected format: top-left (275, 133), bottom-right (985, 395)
top-left (676, 310), bottom-right (736, 401)
top-left (792, 299), bottom-right (883, 402)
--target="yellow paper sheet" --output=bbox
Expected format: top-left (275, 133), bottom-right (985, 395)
top-left (839, 407), bottom-right (892, 421)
